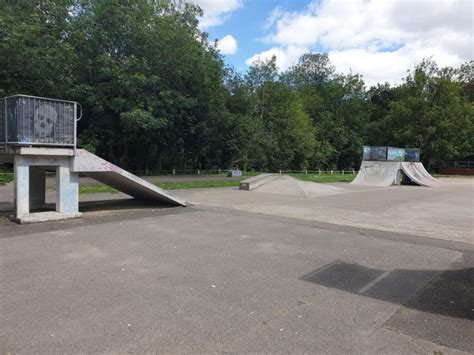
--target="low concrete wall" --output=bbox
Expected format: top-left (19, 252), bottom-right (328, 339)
top-left (239, 174), bottom-right (279, 190)
top-left (439, 167), bottom-right (474, 176)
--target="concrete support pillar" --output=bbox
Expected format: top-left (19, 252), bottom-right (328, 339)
top-left (56, 165), bottom-right (79, 214)
top-left (14, 156), bottom-right (29, 219)
top-left (29, 166), bottom-right (46, 208)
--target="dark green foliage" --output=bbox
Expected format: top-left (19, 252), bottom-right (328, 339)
top-left (0, 1), bottom-right (472, 171)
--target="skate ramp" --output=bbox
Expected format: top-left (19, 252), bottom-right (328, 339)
top-left (239, 174), bottom-right (280, 190)
top-left (401, 162), bottom-right (442, 187)
top-left (351, 161), bottom-right (402, 187)
top-left (72, 149), bottom-right (186, 206)
top-left (252, 174), bottom-right (347, 197)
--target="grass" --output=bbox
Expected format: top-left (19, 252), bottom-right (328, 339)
top-left (78, 173), bottom-right (354, 195)
top-left (79, 185), bottom-right (118, 194)
top-left (289, 172), bottom-right (356, 183)
top-left (432, 174), bottom-right (474, 179)
top-left (16, 171), bottom-right (472, 195)
top-left (79, 179), bottom-right (241, 194)
top-left (0, 173), bottom-right (14, 186)
top-left (156, 180), bottom-right (240, 190)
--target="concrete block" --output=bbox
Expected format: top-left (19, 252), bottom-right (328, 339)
top-left (11, 211), bottom-right (82, 224)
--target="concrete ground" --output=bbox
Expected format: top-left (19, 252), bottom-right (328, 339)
top-left (0, 178), bottom-right (473, 353)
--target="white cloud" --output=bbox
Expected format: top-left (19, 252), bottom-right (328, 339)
top-left (189, 0), bottom-right (243, 29)
top-left (217, 34), bottom-right (238, 55)
top-left (247, 0), bottom-right (473, 85)
top-left (245, 46), bottom-right (308, 70)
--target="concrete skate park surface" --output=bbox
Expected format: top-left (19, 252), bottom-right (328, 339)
top-left (179, 177), bottom-right (474, 245)
top-left (0, 177), bottom-right (473, 353)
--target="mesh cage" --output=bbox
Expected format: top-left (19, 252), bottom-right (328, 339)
top-left (2, 95), bottom-right (76, 147)
top-left (0, 98), bottom-right (5, 143)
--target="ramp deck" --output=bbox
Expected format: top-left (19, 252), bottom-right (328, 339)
top-left (72, 149), bottom-right (186, 206)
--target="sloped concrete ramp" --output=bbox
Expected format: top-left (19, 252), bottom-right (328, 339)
top-left (401, 162), bottom-right (442, 187)
top-left (72, 149), bottom-right (186, 206)
top-left (351, 161), bottom-right (402, 187)
top-left (239, 174), bottom-right (280, 190)
top-left (352, 160), bottom-right (441, 187)
top-left (243, 174), bottom-right (347, 197)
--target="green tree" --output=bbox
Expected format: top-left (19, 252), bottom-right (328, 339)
top-left (383, 59), bottom-right (474, 167)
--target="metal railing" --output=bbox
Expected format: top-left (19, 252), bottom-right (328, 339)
top-left (1, 94), bottom-right (81, 152)
top-left (442, 161), bottom-right (474, 168)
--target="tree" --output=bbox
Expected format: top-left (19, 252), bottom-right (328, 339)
top-left (383, 59), bottom-right (474, 167)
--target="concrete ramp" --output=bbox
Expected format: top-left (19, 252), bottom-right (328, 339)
top-left (401, 162), bottom-right (442, 187)
top-left (239, 174), bottom-right (280, 190)
top-left (242, 174), bottom-right (347, 197)
top-left (351, 161), bottom-right (402, 187)
top-left (72, 149), bottom-right (186, 206)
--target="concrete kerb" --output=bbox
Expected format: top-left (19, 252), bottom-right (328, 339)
top-left (239, 173), bottom-right (281, 190)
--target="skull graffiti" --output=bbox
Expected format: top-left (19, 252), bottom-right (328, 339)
top-left (34, 104), bottom-right (57, 141)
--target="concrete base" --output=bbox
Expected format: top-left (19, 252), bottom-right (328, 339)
top-left (3, 146), bottom-right (186, 223)
top-left (11, 211), bottom-right (83, 224)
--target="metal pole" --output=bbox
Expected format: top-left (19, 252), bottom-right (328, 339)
top-left (4, 98), bottom-right (7, 152)
top-left (73, 102), bottom-right (77, 155)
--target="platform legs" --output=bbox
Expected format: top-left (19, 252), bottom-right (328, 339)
top-left (56, 165), bottom-right (79, 214)
top-left (13, 156), bottom-right (30, 219)
top-left (12, 154), bottom-right (81, 223)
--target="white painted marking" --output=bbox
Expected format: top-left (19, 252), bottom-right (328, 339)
top-left (358, 271), bottom-right (390, 293)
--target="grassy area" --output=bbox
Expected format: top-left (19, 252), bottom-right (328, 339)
top-left (432, 174), bottom-right (474, 179)
top-left (157, 180), bottom-right (240, 190)
top-left (0, 173), bottom-right (14, 186)
top-left (289, 172), bottom-right (356, 183)
top-left (78, 173), bottom-right (355, 195)
top-left (79, 185), bottom-right (118, 194)
top-left (79, 179), bottom-right (241, 194)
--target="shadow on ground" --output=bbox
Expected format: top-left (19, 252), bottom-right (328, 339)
top-left (0, 198), bottom-right (188, 238)
top-left (300, 253), bottom-right (474, 351)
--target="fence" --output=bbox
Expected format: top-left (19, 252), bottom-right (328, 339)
top-left (439, 161), bottom-right (474, 176)
top-left (442, 161), bottom-right (474, 168)
top-left (129, 169), bottom-right (357, 176)
top-left (0, 168), bottom-right (358, 182)
top-left (1, 95), bottom-right (79, 149)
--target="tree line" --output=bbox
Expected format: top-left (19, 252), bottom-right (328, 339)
top-left (1, 0), bottom-right (473, 171)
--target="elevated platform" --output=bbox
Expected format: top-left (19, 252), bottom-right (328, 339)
top-left (1, 147), bottom-right (185, 223)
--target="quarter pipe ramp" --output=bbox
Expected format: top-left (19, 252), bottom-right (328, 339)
top-left (72, 149), bottom-right (186, 206)
top-left (400, 162), bottom-right (442, 187)
top-left (352, 160), bottom-right (441, 187)
top-left (351, 161), bottom-right (402, 187)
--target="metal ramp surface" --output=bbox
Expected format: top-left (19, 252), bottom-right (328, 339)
top-left (72, 149), bottom-right (186, 206)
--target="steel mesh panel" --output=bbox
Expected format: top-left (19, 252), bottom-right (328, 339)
top-left (0, 99), bottom-right (4, 143)
top-left (2, 95), bottom-right (75, 146)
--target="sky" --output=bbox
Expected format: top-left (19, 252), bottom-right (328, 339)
top-left (190, 0), bottom-right (473, 86)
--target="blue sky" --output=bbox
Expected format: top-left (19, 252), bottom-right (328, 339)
top-left (204, 0), bottom-right (309, 72)
top-left (192, 0), bottom-right (472, 86)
